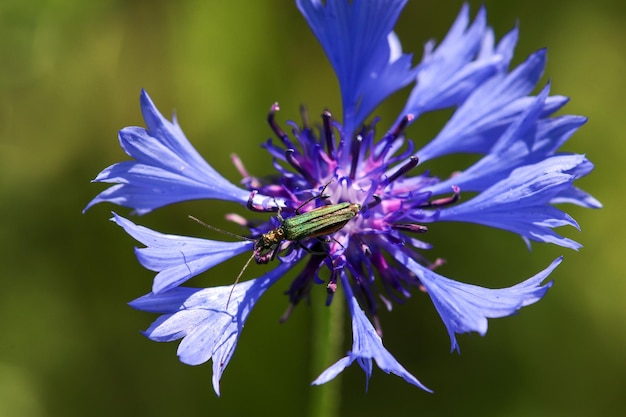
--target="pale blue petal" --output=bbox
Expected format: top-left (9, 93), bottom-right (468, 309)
top-left (86, 90), bottom-right (255, 215)
top-left (551, 186), bottom-right (602, 208)
top-left (437, 155), bottom-right (592, 249)
top-left (312, 273), bottom-right (431, 392)
top-left (312, 356), bottom-right (354, 386)
top-left (426, 84), bottom-right (588, 195)
top-left (112, 213), bottom-right (254, 293)
top-left (417, 48), bottom-right (549, 161)
top-left (129, 259), bottom-right (299, 396)
top-left (297, 0), bottom-right (416, 136)
top-left (392, 249), bottom-right (559, 352)
top-left (399, 5), bottom-right (505, 121)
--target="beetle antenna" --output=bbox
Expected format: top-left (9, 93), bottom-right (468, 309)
top-left (188, 215), bottom-right (255, 242)
top-left (226, 252), bottom-right (256, 308)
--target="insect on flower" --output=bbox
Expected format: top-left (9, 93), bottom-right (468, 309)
top-left (248, 182), bottom-right (362, 264)
top-left (189, 182), bottom-right (362, 303)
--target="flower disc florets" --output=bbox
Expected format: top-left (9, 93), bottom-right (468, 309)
top-left (242, 106), bottom-right (446, 330)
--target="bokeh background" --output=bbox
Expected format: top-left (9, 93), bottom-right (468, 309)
top-left (0, 0), bottom-right (622, 416)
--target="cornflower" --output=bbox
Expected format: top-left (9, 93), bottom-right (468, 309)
top-left (86, 1), bottom-right (599, 395)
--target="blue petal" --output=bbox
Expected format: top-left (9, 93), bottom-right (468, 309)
top-left (398, 5), bottom-right (506, 122)
top-left (418, 48), bottom-right (551, 162)
top-left (392, 249), bottom-right (559, 352)
top-left (426, 84), bottom-right (588, 195)
top-left (312, 273), bottom-right (431, 392)
top-left (552, 186), bottom-right (603, 209)
top-left (85, 90), bottom-right (255, 215)
top-left (112, 213), bottom-right (254, 293)
top-left (438, 155), bottom-right (592, 249)
top-left (129, 259), bottom-right (299, 396)
top-left (297, 0), bottom-right (416, 136)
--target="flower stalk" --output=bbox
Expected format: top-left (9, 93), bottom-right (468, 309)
top-left (309, 295), bottom-right (344, 417)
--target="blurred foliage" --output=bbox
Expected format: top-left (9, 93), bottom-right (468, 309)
top-left (0, 0), bottom-right (623, 416)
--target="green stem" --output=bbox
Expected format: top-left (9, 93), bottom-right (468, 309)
top-left (308, 296), bottom-right (345, 417)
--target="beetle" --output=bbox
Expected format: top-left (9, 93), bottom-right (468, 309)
top-left (189, 184), bottom-right (361, 305)
top-left (253, 201), bottom-right (361, 264)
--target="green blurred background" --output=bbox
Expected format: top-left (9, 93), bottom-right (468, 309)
top-left (0, 0), bottom-right (622, 416)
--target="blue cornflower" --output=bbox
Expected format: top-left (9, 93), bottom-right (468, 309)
top-left (87, 1), bottom-right (599, 395)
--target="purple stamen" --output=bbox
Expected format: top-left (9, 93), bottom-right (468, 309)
top-left (352, 235), bottom-right (372, 256)
top-left (375, 114), bottom-right (414, 160)
top-left (279, 304), bottom-right (296, 323)
top-left (365, 194), bottom-right (381, 210)
top-left (421, 185), bottom-right (461, 208)
top-left (225, 213), bottom-right (249, 227)
top-left (373, 315), bottom-right (383, 338)
top-left (299, 104), bottom-right (310, 130)
top-left (392, 223), bottom-right (429, 233)
top-left (285, 149), bottom-right (317, 184)
top-left (383, 155), bottom-right (419, 186)
top-left (325, 268), bottom-right (339, 306)
top-left (231, 153), bottom-right (262, 189)
top-left (428, 258), bottom-right (446, 271)
top-left (268, 103), bottom-right (296, 149)
top-left (349, 135), bottom-right (362, 179)
top-left (322, 110), bottom-right (335, 158)
top-left (230, 153), bottom-right (249, 178)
